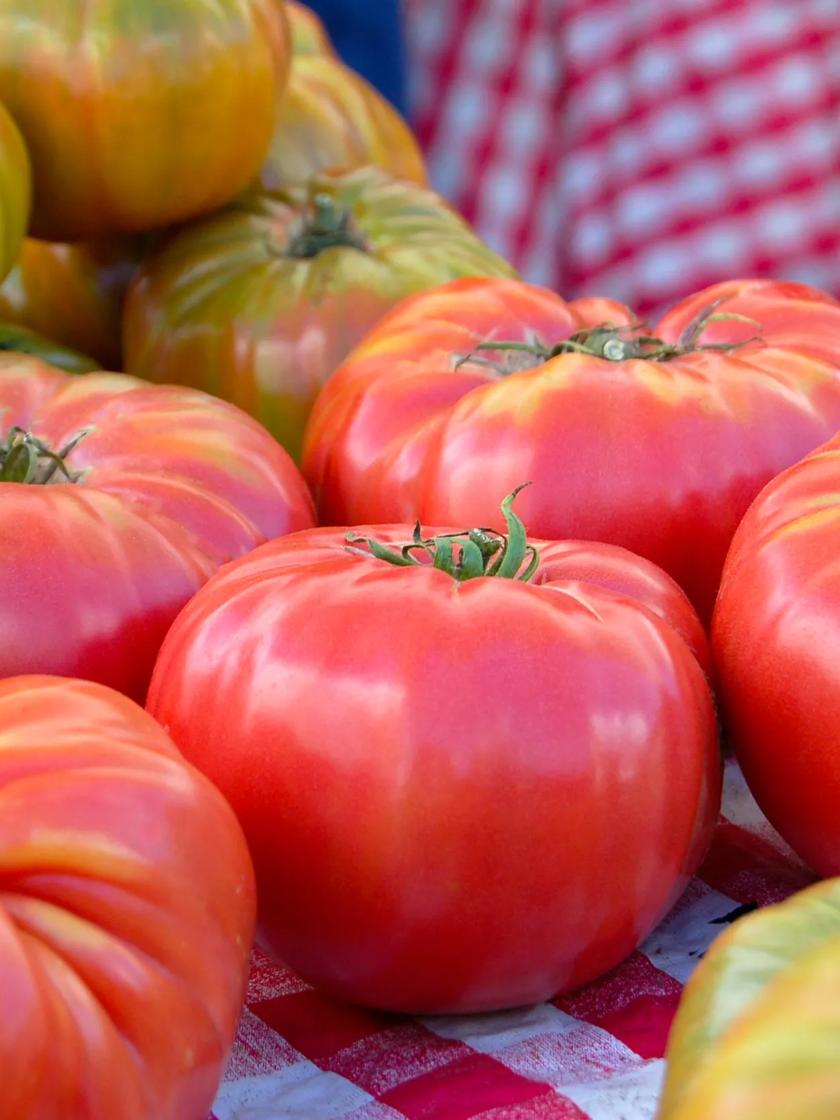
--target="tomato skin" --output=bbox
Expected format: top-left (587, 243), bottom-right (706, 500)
top-left (0, 675), bottom-right (256, 1120)
top-left (0, 237), bottom-right (149, 369)
top-left (712, 431), bottom-right (840, 876)
top-left (252, 53), bottom-right (426, 193)
top-left (123, 168), bottom-right (516, 461)
top-left (302, 277), bottom-right (840, 623)
top-left (285, 1), bottom-right (336, 56)
top-left (0, 1), bottom-right (291, 239)
top-left (0, 99), bottom-right (29, 284)
top-left (148, 525), bottom-right (719, 1014)
top-left (0, 356), bottom-right (315, 699)
top-left (658, 879), bottom-right (840, 1120)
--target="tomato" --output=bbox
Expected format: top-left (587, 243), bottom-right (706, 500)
top-left (0, 237), bottom-right (150, 369)
top-left (123, 168), bottom-right (516, 461)
top-left (302, 276), bottom-right (840, 623)
top-left (251, 52), bottom-right (426, 194)
top-left (0, 1), bottom-right (291, 239)
top-left (0, 99), bottom-right (29, 283)
top-left (658, 878), bottom-right (840, 1120)
top-left (712, 429), bottom-right (840, 875)
top-left (286, 1), bottom-right (337, 56)
top-left (0, 674), bottom-right (255, 1120)
top-left (147, 495), bottom-right (720, 1014)
top-left (0, 356), bottom-right (314, 700)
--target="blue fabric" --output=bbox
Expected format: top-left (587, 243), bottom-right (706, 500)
top-left (304, 0), bottom-right (408, 115)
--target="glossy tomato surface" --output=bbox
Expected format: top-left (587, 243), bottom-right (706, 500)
top-left (0, 675), bottom-right (256, 1120)
top-left (713, 430), bottom-right (840, 875)
top-left (123, 167), bottom-right (516, 460)
top-left (0, 357), bottom-right (314, 699)
top-left (302, 277), bottom-right (840, 622)
top-left (0, 1), bottom-right (291, 239)
top-left (658, 878), bottom-right (840, 1120)
top-left (148, 522), bottom-right (720, 1014)
top-left (0, 236), bottom-right (149, 368)
top-left (0, 98), bottom-right (29, 283)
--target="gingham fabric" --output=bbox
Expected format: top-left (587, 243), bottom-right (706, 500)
top-left (211, 758), bottom-right (815, 1119)
top-left (405, 0), bottom-right (840, 318)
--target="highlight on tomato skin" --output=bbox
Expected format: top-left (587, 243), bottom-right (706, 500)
top-left (300, 275), bottom-right (840, 624)
top-left (0, 674), bottom-right (257, 1120)
top-left (147, 492), bottom-right (721, 1016)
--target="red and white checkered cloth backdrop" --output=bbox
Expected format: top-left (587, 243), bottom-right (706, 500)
top-left (211, 759), bottom-right (815, 1119)
top-left (405, 0), bottom-right (840, 318)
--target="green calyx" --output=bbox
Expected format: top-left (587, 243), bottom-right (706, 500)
top-left (284, 193), bottom-right (368, 259)
top-left (0, 426), bottom-right (89, 485)
top-left (346, 485), bottom-right (539, 583)
top-left (455, 298), bottom-right (761, 372)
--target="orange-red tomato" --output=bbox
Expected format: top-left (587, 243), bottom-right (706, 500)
top-left (0, 356), bottom-right (314, 699)
top-left (148, 516), bottom-right (720, 1014)
top-left (123, 168), bottom-right (516, 460)
top-left (302, 277), bottom-right (840, 622)
top-left (0, 237), bottom-right (149, 369)
top-left (0, 99), bottom-right (29, 283)
top-left (713, 429), bottom-right (840, 875)
top-left (0, 674), bottom-right (256, 1120)
top-left (0, 1), bottom-right (291, 239)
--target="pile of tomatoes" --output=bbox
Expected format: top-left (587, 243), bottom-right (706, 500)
top-left (0, 4), bottom-right (838, 1118)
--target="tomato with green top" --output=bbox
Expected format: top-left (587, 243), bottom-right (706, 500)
top-left (123, 167), bottom-right (516, 461)
top-left (302, 276), bottom-right (840, 622)
top-left (148, 492), bottom-right (719, 1014)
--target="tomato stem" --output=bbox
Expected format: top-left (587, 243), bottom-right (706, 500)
top-left (0, 426), bottom-right (89, 484)
top-left (456, 298), bottom-right (761, 372)
top-left (284, 193), bottom-right (368, 258)
top-left (346, 485), bottom-right (540, 583)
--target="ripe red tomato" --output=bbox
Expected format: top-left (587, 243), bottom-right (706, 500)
top-left (148, 500), bottom-right (719, 1014)
top-left (302, 277), bottom-right (840, 622)
top-left (0, 356), bottom-right (314, 699)
top-left (0, 1), bottom-right (291, 239)
top-left (713, 430), bottom-right (840, 876)
top-left (0, 675), bottom-right (256, 1120)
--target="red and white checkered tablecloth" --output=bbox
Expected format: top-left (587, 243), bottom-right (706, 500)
top-left (405, 0), bottom-right (840, 319)
top-left (210, 758), bottom-right (815, 1119)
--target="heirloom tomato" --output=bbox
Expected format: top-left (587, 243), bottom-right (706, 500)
top-left (148, 494), bottom-right (720, 1014)
top-left (0, 356), bottom-right (314, 700)
top-left (302, 276), bottom-right (840, 622)
top-left (123, 167), bottom-right (515, 460)
top-left (0, 323), bottom-right (97, 372)
top-left (0, 236), bottom-right (150, 369)
top-left (251, 34), bottom-right (426, 194)
top-left (659, 878), bottom-right (840, 1120)
top-left (0, 1), bottom-right (291, 239)
top-left (713, 429), bottom-right (840, 875)
top-left (0, 675), bottom-right (255, 1120)
top-left (0, 99), bottom-right (29, 284)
